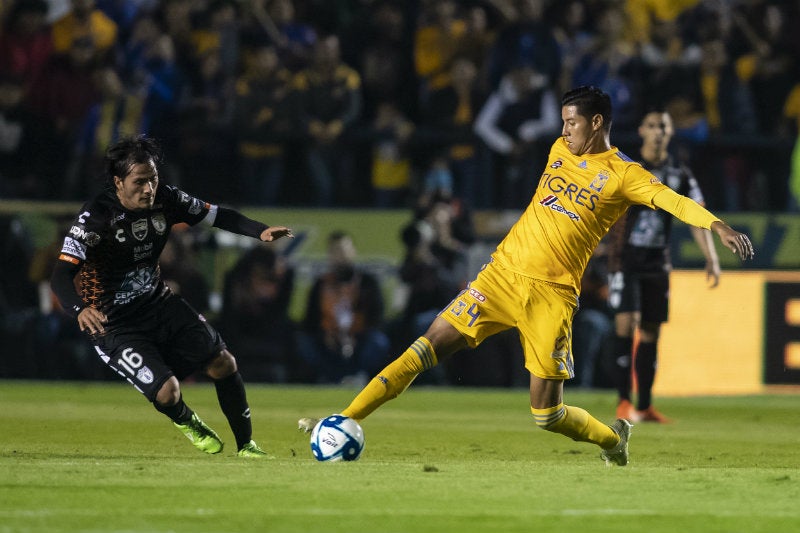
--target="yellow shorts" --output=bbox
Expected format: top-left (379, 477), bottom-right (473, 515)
top-left (439, 260), bottom-right (577, 380)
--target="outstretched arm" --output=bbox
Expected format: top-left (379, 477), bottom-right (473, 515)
top-left (652, 188), bottom-right (754, 261)
top-left (213, 207), bottom-right (294, 242)
top-left (689, 225), bottom-right (721, 287)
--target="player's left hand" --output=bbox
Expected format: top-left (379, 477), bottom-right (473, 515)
top-left (260, 226), bottom-right (294, 242)
top-left (705, 260), bottom-right (720, 288)
top-left (711, 221), bottom-right (754, 261)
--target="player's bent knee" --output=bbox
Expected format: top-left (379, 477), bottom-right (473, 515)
top-left (205, 349), bottom-right (237, 379)
top-left (155, 377), bottom-right (181, 406)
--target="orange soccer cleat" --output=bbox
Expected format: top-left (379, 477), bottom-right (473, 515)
top-left (615, 399), bottom-right (635, 422)
top-left (634, 406), bottom-right (672, 423)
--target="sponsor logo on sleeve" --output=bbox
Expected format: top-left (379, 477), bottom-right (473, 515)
top-left (69, 225), bottom-right (101, 247)
top-left (61, 236), bottom-right (87, 260)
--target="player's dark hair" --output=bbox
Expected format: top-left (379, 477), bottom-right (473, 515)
top-left (562, 86), bottom-right (613, 130)
top-left (641, 104), bottom-right (668, 116)
top-left (104, 135), bottom-right (162, 188)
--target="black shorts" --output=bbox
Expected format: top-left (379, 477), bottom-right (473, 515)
top-left (607, 270), bottom-right (669, 324)
top-left (92, 294), bottom-right (226, 402)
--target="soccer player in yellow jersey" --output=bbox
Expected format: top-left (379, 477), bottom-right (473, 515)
top-left (300, 86), bottom-right (754, 466)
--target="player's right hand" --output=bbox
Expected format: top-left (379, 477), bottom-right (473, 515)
top-left (78, 307), bottom-right (108, 335)
top-left (711, 221), bottom-right (754, 261)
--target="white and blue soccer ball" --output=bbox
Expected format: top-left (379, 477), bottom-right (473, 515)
top-left (310, 415), bottom-right (365, 462)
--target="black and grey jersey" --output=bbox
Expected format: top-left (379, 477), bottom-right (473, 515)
top-left (608, 155), bottom-right (705, 273)
top-left (57, 185), bottom-right (215, 321)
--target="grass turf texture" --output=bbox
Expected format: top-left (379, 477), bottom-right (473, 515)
top-left (1, 381), bottom-right (797, 533)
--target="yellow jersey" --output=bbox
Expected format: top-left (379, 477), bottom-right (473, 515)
top-left (493, 137), bottom-right (699, 291)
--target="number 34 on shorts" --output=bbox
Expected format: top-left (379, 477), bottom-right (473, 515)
top-left (449, 298), bottom-right (481, 327)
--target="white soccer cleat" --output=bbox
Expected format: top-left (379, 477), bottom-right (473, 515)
top-left (600, 418), bottom-right (633, 466)
top-left (297, 417), bottom-right (320, 434)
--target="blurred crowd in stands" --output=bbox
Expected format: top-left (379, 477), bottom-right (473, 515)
top-left (0, 0), bottom-right (798, 211)
top-left (1, 0), bottom-right (799, 385)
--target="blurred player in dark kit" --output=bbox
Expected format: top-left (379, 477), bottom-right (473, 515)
top-left (608, 110), bottom-right (720, 423)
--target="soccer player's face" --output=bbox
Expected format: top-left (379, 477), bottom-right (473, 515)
top-left (115, 160), bottom-right (158, 211)
top-left (638, 112), bottom-right (673, 150)
top-left (561, 105), bottom-right (597, 156)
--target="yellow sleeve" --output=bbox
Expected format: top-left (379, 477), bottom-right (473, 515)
top-left (652, 188), bottom-right (720, 229)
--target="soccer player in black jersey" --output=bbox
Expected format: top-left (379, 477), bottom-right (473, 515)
top-left (607, 110), bottom-right (721, 423)
top-left (50, 136), bottom-right (294, 457)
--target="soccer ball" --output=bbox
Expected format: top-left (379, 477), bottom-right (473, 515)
top-left (310, 415), bottom-right (365, 462)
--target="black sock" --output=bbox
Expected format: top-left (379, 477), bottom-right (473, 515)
top-left (613, 335), bottom-right (633, 402)
top-left (635, 341), bottom-right (657, 410)
top-left (154, 394), bottom-right (193, 424)
top-left (214, 371), bottom-right (252, 450)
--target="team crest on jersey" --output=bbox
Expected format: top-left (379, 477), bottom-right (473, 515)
top-left (151, 214), bottom-right (166, 234)
top-left (588, 170), bottom-right (610, 192)
top-left (578, 160), bottom-right (587, 169)
top-left (550, 159), bottom-right (563, 169)
top-left (131, 218), bottom-right (148, 241)
top-left (136, 366), bottom-right (154, 384)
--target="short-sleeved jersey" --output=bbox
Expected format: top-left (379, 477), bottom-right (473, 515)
top-left (57, 185), bottom-right (214, 322)
top-left (607, 155), bottom-right (705, 273)
top-left (492, 137), bottom-right (670, 291)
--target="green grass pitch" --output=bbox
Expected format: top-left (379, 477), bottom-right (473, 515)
top-left (1, 381), bottom-right (798, 533)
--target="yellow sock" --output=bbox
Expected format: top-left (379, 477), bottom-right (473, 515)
top-left (530, 403), bottom-right (618, 449)
top-left (342, 337), bottom-right (437, 421)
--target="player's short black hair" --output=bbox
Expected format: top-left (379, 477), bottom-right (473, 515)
top-left (561, 86), bottom-right (613, 130)
top-left (104, 135), bottom-right (162, 186)
top-left (641, 104), bottom-right (668, 116)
